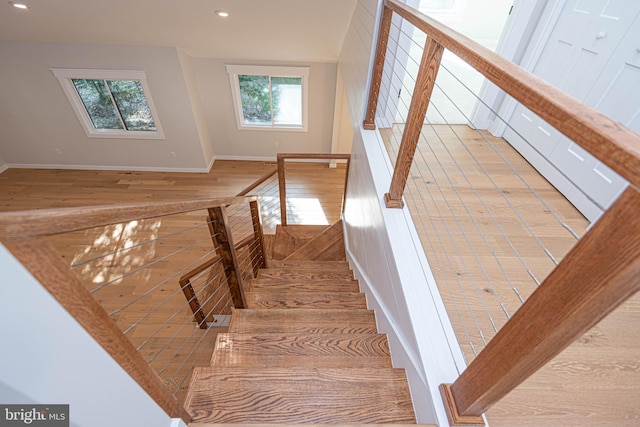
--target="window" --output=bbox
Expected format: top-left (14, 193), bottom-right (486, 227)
top-left (226, 65), bottom-right (309, 131)
top-left (419, 0), bottom-right (467, 19)
top-left (51, 69), bottom-right (164, 139)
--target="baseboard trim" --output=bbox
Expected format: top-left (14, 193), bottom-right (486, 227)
top-left (0, 164), bottom-right (8, 174)
top-left (213, 155), bottom-right (277, 162)
top-left (6, 163), bottom-right (211, 173)
top-left (215, 155), bottom-right (334, 164)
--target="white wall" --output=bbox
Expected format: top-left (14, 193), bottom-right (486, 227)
top-left (192, 58), bottom-right (338, 160)
top-left (0, 43), bottom-right (212, 172)
top-left (177, 49), bottom-right (215, 169)
top-left (423, 0), bottom-right (513, 50)
top-left (0, 244), bottom-right (178, 427)
top-left (339, 1), bottom-right (467, 425)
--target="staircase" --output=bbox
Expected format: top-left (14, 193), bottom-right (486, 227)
top-left (185, 222), bottom-right (423, 425)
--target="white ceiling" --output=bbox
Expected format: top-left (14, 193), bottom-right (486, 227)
top-left (0, 0), bottom-right (358, 62)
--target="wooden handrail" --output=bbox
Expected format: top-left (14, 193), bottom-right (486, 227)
top-left (440, 187), bottom-right (640, 424)
top-left (0, 196), bottom-right (257, 241)
top-left (276, 153), bottom-right (351, 226)
top-left (4, 237), bottom-right (192, 423)
top-left (236, 168), bottom-right (278, 197)
top-left (178, 255), bottom-right (223, 329)
top-left (365, 2), bottom-right (640, 425)
top-left (0, 195), bottom-right (262, 424)
top-left (383, 0), bottom-right (640, 192)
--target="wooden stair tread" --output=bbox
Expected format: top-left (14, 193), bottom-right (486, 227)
top-left (186, 367), bottom-right (415, 424)
top-left (186, 241), bottom-right (419, 425)
top-left (257, 269), bottom-right (354, 281)
top-left (246, 290), bottom-right (367, 309)
top-left (229, 309), bottom-right (378, 334)
top-left (210, 333), bottom-right (391, 368)
top-left (250, 280), bottom-right (360, 293)
top-left (190, 424), bottom-right (431, 427)
top-left (187, 368), bottom-right (415, 423)
top-left (267, 260), bottom-right (351, 270)
top-left (284, 220), bottom-right (346, 261)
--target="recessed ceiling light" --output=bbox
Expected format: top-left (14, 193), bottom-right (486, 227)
top-left (9, 1), bottom-right (28, 9)
top-left (215, 10), bottom-right (229, 17)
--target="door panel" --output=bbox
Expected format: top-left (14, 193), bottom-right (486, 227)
top-left (549, 21), bottom-right (640, 210)
top-left (503, 0), bottom-right (640, 221)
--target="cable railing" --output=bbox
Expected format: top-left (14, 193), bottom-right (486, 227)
top-left (0, 196), bottom-right (265, 424)
top-left (364, 1), bottom-right (640, 425)
top-left (277, 153), bottom-right (351, 226)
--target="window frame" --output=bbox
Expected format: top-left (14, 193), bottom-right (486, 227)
top-left (51, 68), bottom-right (165, 139)
top-left (226, 64), bottom-right (309, 132)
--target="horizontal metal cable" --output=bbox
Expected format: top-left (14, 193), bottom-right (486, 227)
top-left (159, 284), bottom-right (233, 377)
top-left (69, 221), bottom-right (212, 268)
top-left (90, 232), bottom-right (220, 294)
top-left (135, 256), bottom-right (226, 351)
top-left (386, 130), bottom-right (483, 355)
top-left (144, 265), bottom-right (229, 360)
top-left (120, 250), bottom-right (221, 337)
top-left (433, 61), bottom-right (582, 240)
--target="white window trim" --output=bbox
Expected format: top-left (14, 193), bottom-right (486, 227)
top-left (51, 68), bottom-right (165, 140)
top-left (226, 64), bottom-right (309, 132)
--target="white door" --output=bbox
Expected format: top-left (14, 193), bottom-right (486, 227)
top-left (548, 14), bottom-right (640, 211)
top-left (503, 0), bottom-right (640, 222)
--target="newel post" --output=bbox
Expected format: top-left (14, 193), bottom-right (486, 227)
top-left (363, 4), bottom-right (393, 130)
top-left (208, 206), bottom-right (247, 308)
top-left (440, 187), bottom-right (640, 426)
top-left (249, 199), bottom-right (267, 272)
top-left (277, 155), bottom-right (287, 226)
top-left (384, 37), bottom-right (444, 208)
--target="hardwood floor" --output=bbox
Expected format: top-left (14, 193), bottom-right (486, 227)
top-left (0, 160), bottom-right (346, 404)
top-left (3, 151), bottom-right (639, 425)
top-left (382, 124), bottom-right (640, 426)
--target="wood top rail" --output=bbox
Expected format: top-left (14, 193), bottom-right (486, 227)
top-left (385, 0), bottom-right (640, 190)
top-left (0, 196), bottom-right (257, 241)
top-left (236, 168), bottom-right (278, 197)
top-left (277, 153), bottom-right (352, 161)
top-left (276, 153), bottom-right (351, 226)
top-left (5, 237), bottom-right (193, 423)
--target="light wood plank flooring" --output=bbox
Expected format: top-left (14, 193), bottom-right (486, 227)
top-left (382, 124), bottom-right (640, 426)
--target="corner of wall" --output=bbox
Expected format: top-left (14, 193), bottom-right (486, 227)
top-left (177, 49), bottom-right (216, 167)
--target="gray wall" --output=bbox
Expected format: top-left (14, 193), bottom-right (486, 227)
top-left (192, 58), bottom-right (338, 160)
top-left (0, 244), bottom-right (178, 427)
top-left (0, 43), bottom-right (213, 171)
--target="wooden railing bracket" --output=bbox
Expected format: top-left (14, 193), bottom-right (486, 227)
top-left (440, 384), bottom-right (485, 426)
top-left (384, 192), bottom-right (404, 209)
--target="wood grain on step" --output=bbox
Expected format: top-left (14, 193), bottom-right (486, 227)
top-left (266, 260), bottom-right (351, 270)
top-left (256, 269), bottom-right (354, 281)
top-left (210, 333), bottom-right (391, 368)
top-left (190, 370), bottom-right (415, 424)
top-left (229, 309), bottom-right (378, 334)
top-left (187, 367), bottom-right (415, 424)
top-left (246, 291), bottom-right (367, 309)
top-left (249, 280), bottom-right (360, 293)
